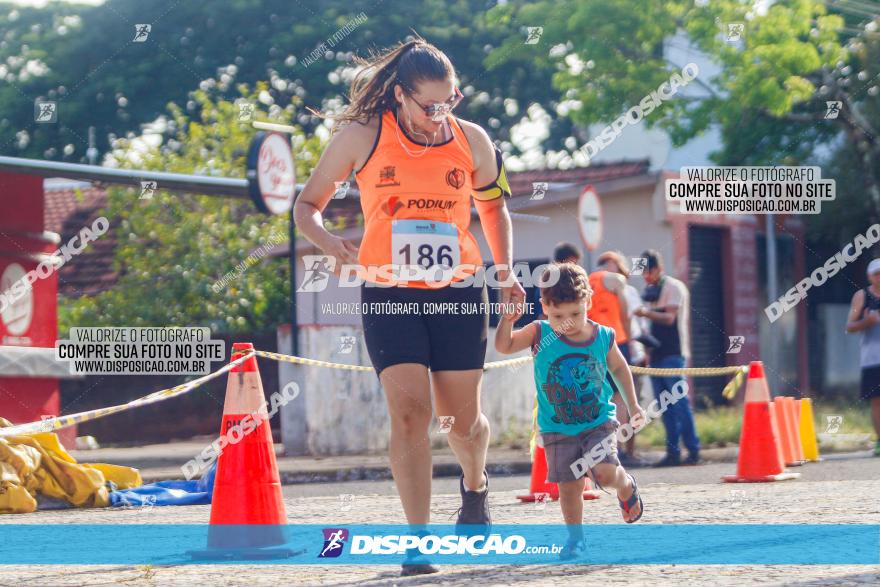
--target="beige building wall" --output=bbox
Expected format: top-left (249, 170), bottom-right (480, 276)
top-left (468, 176), bottom-right (679, 283)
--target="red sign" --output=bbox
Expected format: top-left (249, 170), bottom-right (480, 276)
top-left (247, 132), bottom-right (296, 215)
top-left (0, 171), bottom-right (69, 445)
top-left (0, 172), bottom-right (58, 347)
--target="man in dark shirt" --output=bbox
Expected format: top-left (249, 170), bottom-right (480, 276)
top-left (634, 250), bottom-right (701, 467)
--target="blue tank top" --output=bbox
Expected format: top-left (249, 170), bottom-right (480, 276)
top-left (531, 319), bottom-right (617, 434)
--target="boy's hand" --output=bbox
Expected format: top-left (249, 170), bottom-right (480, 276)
top-left (629, 404), bottom-right (647, 431)
top-left (501, 299), bottom-right (525, 323)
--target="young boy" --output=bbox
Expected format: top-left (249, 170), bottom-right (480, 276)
top-left (495, 263), bottom-right (646, 559)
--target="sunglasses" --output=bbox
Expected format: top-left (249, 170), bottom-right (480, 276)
top-left (404, 86), bottom-right (464, 121)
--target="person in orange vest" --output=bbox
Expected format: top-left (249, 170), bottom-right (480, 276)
top-left (588, 252), bottom-right (637, 464)
top-left (293, 38), bottom-right (525, 576)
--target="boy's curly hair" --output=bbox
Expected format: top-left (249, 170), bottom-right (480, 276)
top-left (540, 262), bottom-right (592, 307)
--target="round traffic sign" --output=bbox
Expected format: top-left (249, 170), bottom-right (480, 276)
top-left (577, 185), bottom-right (603, 252)
top-left (247, 132), bottom-right (296, 215)
top-left (0, 263), bottom-right (33, 336)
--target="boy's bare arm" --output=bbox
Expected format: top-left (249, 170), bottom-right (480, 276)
top-left (607, 343), bottom-right (643, 417)
top-left (495, 315), bottom-right (537, 354)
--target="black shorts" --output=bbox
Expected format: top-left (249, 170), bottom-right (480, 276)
top-left (861, 365), bottom-right (880, 400)
top-left (360, 282), bottom-right (489, 375)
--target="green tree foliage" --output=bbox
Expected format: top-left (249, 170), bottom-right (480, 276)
top-left (0, 0), bottom-right (557, 161)
top-left (3, 0), bottom-right (560, 333)
top-left (487, 0), bottom-right (880, 228)
top-left (57, 82), bottom-right (323, 334)
top-left (11, 0), bottom-right (880, 333)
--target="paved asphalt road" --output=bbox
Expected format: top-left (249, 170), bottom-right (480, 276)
top-left (1, 450), bottom-right (877, 586)
top-left (281, 449), bottom-right (880, 498)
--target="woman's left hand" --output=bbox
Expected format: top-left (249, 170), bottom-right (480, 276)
top-left (500, 276), bottom-right (526, 308)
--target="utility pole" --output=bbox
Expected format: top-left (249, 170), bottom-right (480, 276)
top-left (766, 214), bottom-right (779, 395)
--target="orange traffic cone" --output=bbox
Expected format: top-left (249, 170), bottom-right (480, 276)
top-left (782, 396), bottom-right (805, 465)
top-left (745, 362), bottom-right (785, 467)
top-left (774, 397), bottom-right (804, 466)
top-left (516, 445), bottom-right (600, 502)
top-left (773, 398), bottom-right (796, 466)
top-left (723, 362), bottom-right (799, 483)
top-left (517, 446), bottom-right (559, 502)
top-left (190, 343), bottom-right (298, 559)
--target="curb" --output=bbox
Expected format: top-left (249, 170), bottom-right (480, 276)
top-left (112, 446), bottom-right (870, 485)
top-left (139, 460), bottom-right (537, 485)
top-left (274, 460), bottom-right (537, 486)
top-left (137, 452), bottom-right (745, 485)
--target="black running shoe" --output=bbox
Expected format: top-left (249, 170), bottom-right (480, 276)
top-left (558, 538), bottom-right (587, 561)
top-left (683, 452), bottom-right (703, 466)
top-left (618, 452), bottom-right (649, 468)
top-left (455, 470), bottom-right (491, 533)
top-left (400, 558), bottom-right (440, 577)
top-left (652, 454), bottom-right (682, 467)
top-left (400, 531), bottom-right (440, 576)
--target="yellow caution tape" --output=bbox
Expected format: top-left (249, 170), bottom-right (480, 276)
top-left (528, 399), bottom-right (538, 460)
top-left (261, 350), bottom-right (747, 380)
top-left (252, 349), bottom-right (375, 372)
top-left (0, 350), bottom-right (256, 437)
top-left (482, 356), bottom-right (534, 370)
top-left (721, 365), bottom-right (749, 400)
top-left (630, 365), bottom-right (745, 377)
top-left (257, 351), bottom-right (751, 450)
top-left (0, 345), bottom-right (750, 439)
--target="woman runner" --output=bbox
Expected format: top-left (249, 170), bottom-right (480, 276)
top-left (294, 38), bottom-right (525, 575)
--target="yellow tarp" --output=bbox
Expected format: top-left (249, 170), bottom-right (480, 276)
top-left (0, 417), bottom-right (142, 514)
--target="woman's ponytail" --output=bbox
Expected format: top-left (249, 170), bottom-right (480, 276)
top-left (311, 37), bottom-right (455, 131)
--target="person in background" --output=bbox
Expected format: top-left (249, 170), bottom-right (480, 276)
top-left (534, 242), bottom-right (585, 321)
top-left (589, 251), bottom-right (638, 465)
top-left (553, 242), bottom-right (583, 264)
top-left (845, 258), bottom-right (880, 457)
top-left (634, 250), bottom-right (701, 467)
top-left (595, 250), bottom-right (650, 465)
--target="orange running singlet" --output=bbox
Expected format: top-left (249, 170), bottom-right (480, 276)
top-left (588, 270), bottom-right (629, 344)
top-left (354, 110), bottom-right (486, 288)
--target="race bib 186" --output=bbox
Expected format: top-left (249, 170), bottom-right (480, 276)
top-left (391, 219), bottom-right (461, 281)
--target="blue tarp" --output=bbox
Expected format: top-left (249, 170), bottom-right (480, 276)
top-left (109, 462), bottom-right (216, 508)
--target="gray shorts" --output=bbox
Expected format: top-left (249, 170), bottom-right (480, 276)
top-left (542, 420), bottom-right (620, 483)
